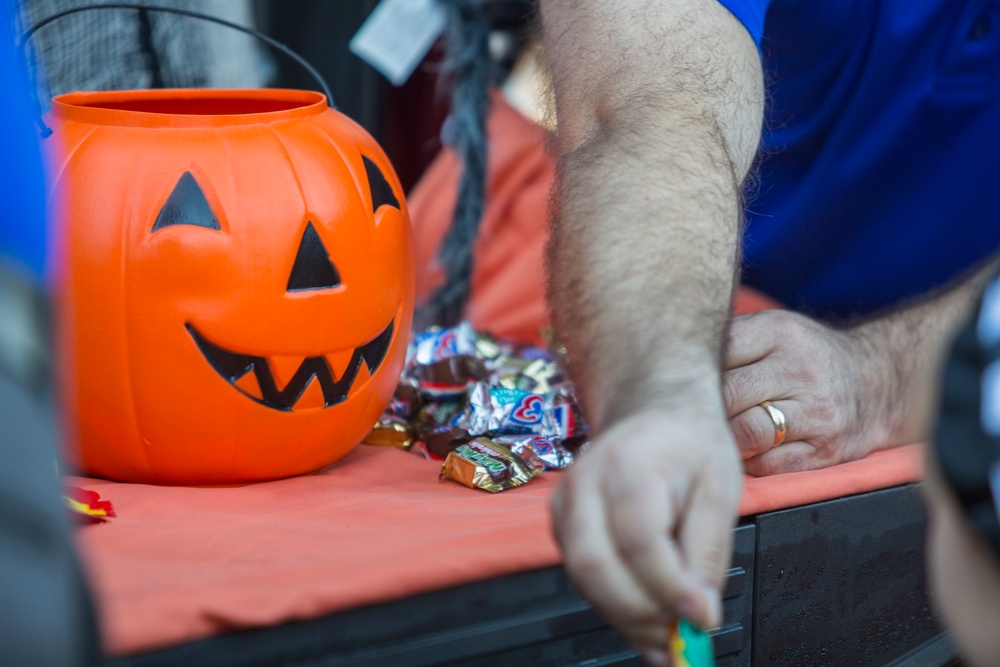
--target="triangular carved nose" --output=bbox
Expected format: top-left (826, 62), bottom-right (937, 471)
top-left (287, 222), bottom-right (341, 292)
top-left (153, 172), bottom-right (220, 232)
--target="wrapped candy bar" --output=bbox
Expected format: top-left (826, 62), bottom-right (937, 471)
top-left (456, 383), bottom-right (561, 438)
top-left (669, 619), bottom-right (716, 667)
top-left (413, 356), bottom-right (484, 401)
top-left (362, 415), bottom-right (414, 450)
top-left (405, 323), bottom-right (490, 402)
top-left (385, 395), bottom-right (416, 421)
top-left (411, 401), bottom-right (468, 459)
top-left (493, 434), bottom-right (574, 470)
top-left (414, 401), bottom-right (463, 431)
top-left (410, 321), bottom-right (479, 366)
top-left (413, 426), bottom-right (470, 459)
top-left (64, 487), bottom-right (116, 524)
top-left (473, 331), bottom-right (504, 362)
top-left (494, 357), bottom-right (565, 394)
top-left (440, 438), bottom-right (540, 493)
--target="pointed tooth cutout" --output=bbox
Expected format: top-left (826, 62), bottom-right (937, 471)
top-left (325, 348), bottom-right (357, 382)
top-left (287, 222), bottom-right (341, 292)
top-left (234, 371), bottom-right (263, 400)
top-left (363, 156), bottom-right (400, 213)
top-left (268, 354), bottom-right (307, 391)
top-left (153, 172), bottom-right (221, 232)
top-left (293, 377), bottom-right (327, 411)
top-left (359, 320), bottom-right (394, 373)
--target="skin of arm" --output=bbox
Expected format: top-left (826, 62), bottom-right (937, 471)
top-left (723, 257), bottom-right (1000, 476)
top-left (540, 0), bottom-right (764, 660)
top-left (925, 445), bottom-right (1000, 667)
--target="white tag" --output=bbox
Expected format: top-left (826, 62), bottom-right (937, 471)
top-left (350, 0), bottom-right (448, 86)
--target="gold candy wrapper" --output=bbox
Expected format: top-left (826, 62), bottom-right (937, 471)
top-left (363, 418), bottom-right (414, 450)
top-left (440, 438), bottom-right (541, 493)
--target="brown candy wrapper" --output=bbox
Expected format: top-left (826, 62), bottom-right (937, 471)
top-left (440, 438), bottom-right (540, 493)
top-left (417, 425), bottom-right (471, 459)
top-left (413, 356), bottom-right (486, 401)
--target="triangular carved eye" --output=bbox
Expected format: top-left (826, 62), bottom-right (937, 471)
top-left (153, 172), bottom-right (220, 231)
top-left (362, 155), bottom-right (400, 213)
top-left (287, 222), bottom-right (341, 292)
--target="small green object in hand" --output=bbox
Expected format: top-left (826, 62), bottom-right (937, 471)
top-left (669, 619), bottom-right (716, 667)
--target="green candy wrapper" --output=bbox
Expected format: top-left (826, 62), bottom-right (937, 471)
top-left (669, 619), bottom-right (715, 667)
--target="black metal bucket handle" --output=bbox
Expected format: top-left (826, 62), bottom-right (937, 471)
top-left (17, 2), bottom-right (335, 137)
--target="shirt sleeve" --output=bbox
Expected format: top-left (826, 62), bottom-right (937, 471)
top-left (714, 0), bottom-right (770, 48)
top-left (0, 1), bottom-right (48, 282)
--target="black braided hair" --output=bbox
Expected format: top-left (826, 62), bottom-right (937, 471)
top-left (421, 0), bottom-right (494, 327)
top-left (418, 0), bottom-right (535, 329)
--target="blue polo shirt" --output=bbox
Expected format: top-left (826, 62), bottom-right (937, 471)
top-left (0, 5), bottom-right (47, 283)
top-left (718, 0), bottom-right (1000, 317)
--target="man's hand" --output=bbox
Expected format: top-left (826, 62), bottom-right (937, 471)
top-left (723, 271), bottom-right (1000, 477)
top-left (551, 408), bottom-right (742, 663)
top-left (722, 310), bottom-right (898, 476)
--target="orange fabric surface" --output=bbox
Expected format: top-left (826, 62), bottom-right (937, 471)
top-left (738, 443), bottom-right (924, 516)
top-left (71, 445), bottom-right (561, 656)
top-left (71, 442), bottom-right (924, 656)
top-left (408, 91), bottom-right (773, 342)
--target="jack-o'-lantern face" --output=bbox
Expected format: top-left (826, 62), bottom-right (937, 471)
top-left (161, 164), bottom-right (398, 412)
top-left (48, 89), bottom-right (414, 485)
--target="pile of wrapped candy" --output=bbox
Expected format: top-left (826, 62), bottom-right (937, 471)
top-left (363, 322), bottom-right (590, 492)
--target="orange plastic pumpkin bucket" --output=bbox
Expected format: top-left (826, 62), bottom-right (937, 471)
top-left (43, 85), bottom-right (413, 484)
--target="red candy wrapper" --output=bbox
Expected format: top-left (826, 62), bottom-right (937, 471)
top-left (64, 487), bottom-right (116, 524)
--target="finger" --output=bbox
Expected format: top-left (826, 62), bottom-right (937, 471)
top-left (729, 400), bottom-right (798, 459)
top-left (725, 313), bottom-right (780, 369)
top-left (555, 469), bottom-right (667, 639)
top-left (637, 646), bottom-right (671, 667)
top-left (742, 441), bottom-right (818, 477)
top-left (604, 466), bottom-right (695, 624)
top-left (721, 357), bottom-right (793, 417)
top-left (550, 480), bottom-right (567, 539)
top-left (626, 625), bottom-right (671, 656)
top-left (677, 472), bottom-right (740, 629)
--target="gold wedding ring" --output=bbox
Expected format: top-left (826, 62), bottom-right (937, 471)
top-left (759, 400), bottom-right (787, 447)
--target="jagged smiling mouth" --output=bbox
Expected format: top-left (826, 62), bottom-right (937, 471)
top-left (185, 318), bottom-right (394, 412)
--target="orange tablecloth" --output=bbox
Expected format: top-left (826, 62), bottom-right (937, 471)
top-left (70, 442), bottom-right (924, 656)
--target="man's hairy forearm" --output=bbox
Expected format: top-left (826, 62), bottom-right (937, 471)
top-left (851, 256), bottom-right (1000, 447)
top-left (547, 113), bottom-right (743, 428)
top-left (541, 0), bottom-right (764, 429)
